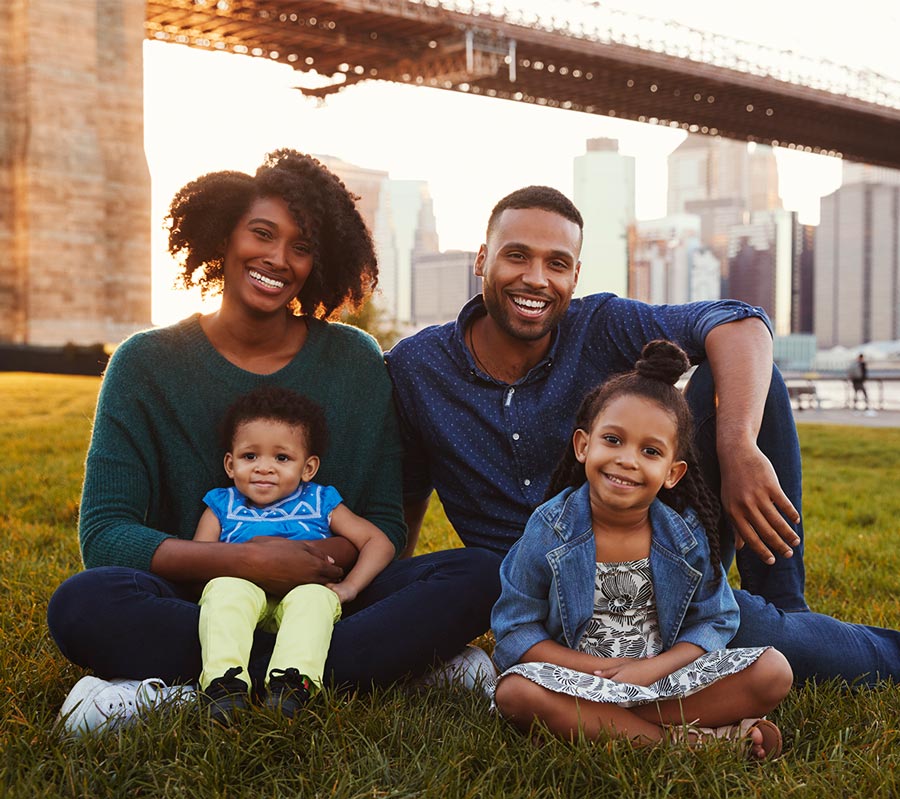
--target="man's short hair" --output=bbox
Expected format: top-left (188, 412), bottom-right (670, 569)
top-left (485, 186), bottom-right (584, 240)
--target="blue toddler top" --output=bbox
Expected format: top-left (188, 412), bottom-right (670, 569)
top-left (203, 483), bottom-right (342, 544)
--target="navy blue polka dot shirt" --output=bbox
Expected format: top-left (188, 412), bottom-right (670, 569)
top-left (385, 293), bottom-right (770, 554)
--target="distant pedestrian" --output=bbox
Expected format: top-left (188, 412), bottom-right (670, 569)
top-left (848, 354), bottom-right (869, 410)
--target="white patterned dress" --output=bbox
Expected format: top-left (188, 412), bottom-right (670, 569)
top-left (495, 559), bottom-right (767, 707)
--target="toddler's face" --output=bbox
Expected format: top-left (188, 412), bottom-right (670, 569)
top-left (224, 419), bottom-right (319, 507)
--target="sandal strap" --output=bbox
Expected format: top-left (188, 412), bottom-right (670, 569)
top-left (665, 717), bottom-right (783, 760)
top-left (663, 722), bottom-right (716, 747)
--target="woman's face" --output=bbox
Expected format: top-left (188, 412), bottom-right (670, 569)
top-left (221, 195), bottom-right (314, 315)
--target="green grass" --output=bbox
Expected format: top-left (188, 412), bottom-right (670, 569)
top-left (1, 372), bottom-right (900, 798)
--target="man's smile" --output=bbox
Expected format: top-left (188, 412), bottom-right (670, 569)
top-left (508, 294), bottom-right (552, 318)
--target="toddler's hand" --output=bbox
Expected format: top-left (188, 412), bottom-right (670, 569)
top-left (327, 582), bottom-right (358, 604)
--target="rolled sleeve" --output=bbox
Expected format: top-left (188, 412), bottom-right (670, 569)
top-left (587, 296), bottom-right (773, 371)
top-left (689, 300), bottom-right (773, 344)
top-left (675, 564), bottom-right (740, 652)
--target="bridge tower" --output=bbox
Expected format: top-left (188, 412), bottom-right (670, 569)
top-left (0, 0), bottom-right (151, 346)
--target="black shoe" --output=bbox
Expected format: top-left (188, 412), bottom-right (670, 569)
top-left (202, 666), bottom-right (250, 725)
top-left (264, 668), bottom-right (311, 719)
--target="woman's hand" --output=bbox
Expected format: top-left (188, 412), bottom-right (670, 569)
top-left (244, 537), bottom-right (345, 596)
top-left (152, 536), bottom-right (354, 597)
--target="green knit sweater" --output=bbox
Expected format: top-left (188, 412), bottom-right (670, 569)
top-left (79, 314), bottom-right (406, 570)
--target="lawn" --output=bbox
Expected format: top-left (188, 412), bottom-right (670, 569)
top-left (1, 372), bottom-right (899, 798)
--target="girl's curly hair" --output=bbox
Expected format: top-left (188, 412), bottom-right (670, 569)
top-left (165, 149), bottom-right (377, 319)
top-left (546, 340), bottom-right (723, 580)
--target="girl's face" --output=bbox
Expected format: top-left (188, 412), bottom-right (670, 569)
top-left (221, 195), bottom-right (314, 316)
top-left (224, 419), bottom-right (319, 507)
top-left (573, 394), bottom-right (687, 518)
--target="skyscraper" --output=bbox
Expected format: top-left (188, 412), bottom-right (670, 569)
top-left (411, 250), bottom-right (480, 328)
top-left (573, 138), bottom-right (635, 298)
top-left (387, 181), bottom-right (440, 324)
top-left (631, 215), bottom-right (719, 305)
top-left (313, 155), bottom-right (398, 321)
top-left (727, 210), bottom-right (795, 336)
top-left (791, 223), bottom-right (816, 335)
top-left (668, 135), bottom-right (781, 293)
top-left (313, 157), bottom-right (439, 326)
top-left (814, 163), bottom-right (900, 348)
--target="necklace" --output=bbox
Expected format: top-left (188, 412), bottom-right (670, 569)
top-left (467, 322), bottom-right (494, 378)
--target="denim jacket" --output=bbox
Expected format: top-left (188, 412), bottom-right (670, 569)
top-left (491, 483), bottom-right (739, 673)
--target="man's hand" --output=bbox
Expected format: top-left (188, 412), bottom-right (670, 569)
top-left (704, 317), bottom-right (801, 565)
top-left (243, 537), bottom-right (345, 596)
top-left (718, 442), bottom-right (801, 564)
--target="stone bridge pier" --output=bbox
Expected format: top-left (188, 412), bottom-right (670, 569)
top-left (1, 0), bottom-right (152, 346)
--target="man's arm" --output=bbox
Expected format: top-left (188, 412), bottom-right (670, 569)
top-left (400, 495), bottom-right (431, 559)
top-left (705, 318), bottom-right (801, 564)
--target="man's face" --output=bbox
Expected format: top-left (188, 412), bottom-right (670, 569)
top-left (474, 207), bottom-right (582, 342)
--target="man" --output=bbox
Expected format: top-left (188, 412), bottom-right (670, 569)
top-left (849, 353), bottom-right (869, 411)
top-left (385, 185), bottom-right (900, 685)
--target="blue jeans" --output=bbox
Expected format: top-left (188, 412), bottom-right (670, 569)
top-left (48, 365), bottom-right (900, 687)
top-left (686, 362), bottom-right (900, 685)
top-left (47, 548), bottom-right (503, 691)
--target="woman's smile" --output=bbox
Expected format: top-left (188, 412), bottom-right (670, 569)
top-left (247, 268), bottom-right (287, 292)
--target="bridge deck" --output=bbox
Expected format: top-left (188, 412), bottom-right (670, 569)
top-left (145, 0), bottom-right (900, 168)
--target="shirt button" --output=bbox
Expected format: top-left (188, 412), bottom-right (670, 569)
top-left (524, 479), bottom-right (531, 486)
top-left (512, 433), bottom-right (520, 441)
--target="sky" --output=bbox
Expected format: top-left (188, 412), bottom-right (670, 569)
top-left (144, 0), bottom-right (900, 325)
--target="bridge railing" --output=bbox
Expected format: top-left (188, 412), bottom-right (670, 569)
top-left (412, 0), bottom-right (900, 109)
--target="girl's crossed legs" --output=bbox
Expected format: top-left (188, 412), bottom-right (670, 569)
top-left (494, 648), bottom-right (792, 759)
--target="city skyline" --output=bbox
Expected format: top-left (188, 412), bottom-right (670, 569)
top-left (145, 0), bottom-right (899, 326)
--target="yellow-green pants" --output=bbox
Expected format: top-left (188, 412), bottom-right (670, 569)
top-left (198, 577), bottom-right (342, 692)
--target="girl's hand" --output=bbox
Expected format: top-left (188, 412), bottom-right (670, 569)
top-left (326, 581), bottom-right (359, 605)
top-left (593, 657), bottom-right (667, 687)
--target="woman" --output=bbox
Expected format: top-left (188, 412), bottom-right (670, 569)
top-left (48, 150), bottom-right (497, 732)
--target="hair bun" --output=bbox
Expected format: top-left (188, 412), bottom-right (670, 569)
top-left (634, 340), bottom-right (690, 386)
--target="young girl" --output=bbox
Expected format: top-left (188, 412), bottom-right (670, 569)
top-left (193, 385), bottom-right (395, 723)
top-left (491, 340), bottom-right (793, 759)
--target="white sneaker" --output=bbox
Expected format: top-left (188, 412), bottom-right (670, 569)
top-left (417, 645), bottom-right (497, 698)
top-left (57, 675), bottom-right (197, 737)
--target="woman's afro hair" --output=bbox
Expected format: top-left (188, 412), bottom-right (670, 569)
top-left (165, 149), bottom-right (377, 319)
